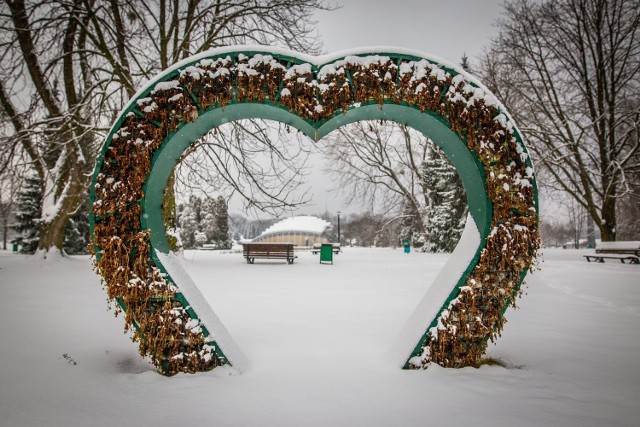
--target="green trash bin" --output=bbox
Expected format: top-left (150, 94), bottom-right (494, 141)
top-left (320, 243), bottom-right (333, 265)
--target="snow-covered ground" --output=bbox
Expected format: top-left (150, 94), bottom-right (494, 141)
top-left (0, 247), bottom-right (638, 426)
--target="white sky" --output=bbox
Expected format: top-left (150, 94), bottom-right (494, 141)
top-left (314, 0), bottom-right (503, 60)
top-left (277, 0), bottom-right (506, 218)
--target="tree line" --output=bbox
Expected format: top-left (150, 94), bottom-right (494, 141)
top-left (1, 0), bottom-right (638, 257)
top-left (0, 0), bottom-right (331, 255)
top-left (323, 122), bottom-right (468, 251)
top-left (177, 194), bottom-right (231, 249)
top-left (478, 0), bottom-right (640, 241)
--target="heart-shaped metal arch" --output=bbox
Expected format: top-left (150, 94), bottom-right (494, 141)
top-left (90, 46), bottom-right (539, 376)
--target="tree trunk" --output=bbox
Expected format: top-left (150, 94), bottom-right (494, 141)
top-left (37, 170), bottom-right (86, 255)
top-left (2, 219), bottom-right (7, 250)
top-left (586, 216), bottom-right (596, 248)
top-left (599, 197), bottom-right (617, 242)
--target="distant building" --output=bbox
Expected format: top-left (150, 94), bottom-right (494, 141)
top-left (252, 216), bottom-right (331, 246)
top-left (562, 239), bottom-right (601, 249)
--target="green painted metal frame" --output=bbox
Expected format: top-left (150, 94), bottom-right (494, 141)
top-left (142, 103), bottom-right (491, 254)
top-left (89, 47), bottom-right (537, 371)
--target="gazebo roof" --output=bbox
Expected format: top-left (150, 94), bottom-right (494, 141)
top-left (258, 216), bottom-right (331, 238)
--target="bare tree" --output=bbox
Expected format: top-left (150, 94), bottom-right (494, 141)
top-left (0, 0), bottom-right (98, 254)
top-left (0, 0), bottom-right (333, 255)
top-left (322, 121), bottom-right (429, 236)
top-left (322, 121), bottom-right (467, 250)
top-left (479, 0), bottom-right (640, 241)
top-left (539, 218), bottom-right (570, 248)
top-left (174, 120), bottom-right (312, 218)
top-left (565, 197), bottom-right (587, 248)
top-left (343, 212), bottom-right (391, 247)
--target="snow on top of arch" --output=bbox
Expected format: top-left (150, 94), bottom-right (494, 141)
top-left (101, 45), bottom-right (531, 173)
top-left (258, 215), bottom-right (331, 238)
top-left (317, 54), bottom-right (393, 79)
top-left (113, 46), bottom-right (478, 120)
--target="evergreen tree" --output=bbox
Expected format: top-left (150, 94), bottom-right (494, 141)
top-left (399, 197), bottom-right (421, 247)
top-left (201, 197), bottom-right (218, 243)
top-left (213, 196), bottom-right (231, 249)
top-left (197, 195), bottom-right (231, 249)
top-left (460, 53), bottom-right (472, 73)
top-left (177, 194), bottom-right (230, 249)
top-left (422, 144), bottom-right (468, 252)
top-left (13, 171), bottom-right (42, 254)
top-left (177, 195), bottom-right (202, 249)
top-left (63, 197), bottom-right (90, 255)
top-left (193, 230), bottom-right (207, 247)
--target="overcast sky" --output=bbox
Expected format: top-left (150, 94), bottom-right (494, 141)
top-left (314, 0), bottom-right (503, 60)
top-left (224, 1), bottom-right (508, 218)
top-left (271, 0), bottom-right (506, 218)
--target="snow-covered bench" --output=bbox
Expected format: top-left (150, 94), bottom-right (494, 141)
top-left (311, 243), bottom-right (340, 254)
top-left (595, 241), bottom-right (640, 256)
top-left (242, 243), bottom-right (296, 264)
top-left (583, 241), bottom-right (640, 264)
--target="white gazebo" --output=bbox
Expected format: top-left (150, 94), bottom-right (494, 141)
top-left (252, 216), bottom-right (331, 246)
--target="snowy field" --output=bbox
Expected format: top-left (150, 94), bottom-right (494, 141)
top-left (1, 247), bottom-right (639, 427)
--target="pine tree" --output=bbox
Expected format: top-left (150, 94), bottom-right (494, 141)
top-left (177, 195), bottom-right (202, 249)
top-left (63, 197), bottom-right (90, 255)
top-left (13, 171), bottom-right (42, 254)
top-left (460, 53), bottom-right (472, 73)
top-left (213, 196), bottom-right (231, 249)
top-left (399, 197), bottom-right (421, 247)
top-left (197, 195), bottom-right (231, 249)
top-left (176, 194), bottom-right (232, 250)
top-left (422, 144), bottom-right (468, 252)
top-left (201, 197), bottom-right (218, 244)
top-left (194, 230), bottom-right (207, 247)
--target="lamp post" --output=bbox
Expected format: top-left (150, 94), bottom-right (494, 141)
top-left (337, 211), bottom-right (341, 245)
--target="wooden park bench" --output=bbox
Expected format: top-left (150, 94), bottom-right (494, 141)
top-left (583, 241), bottom-right (640, 264)
top-left (242, 242), bottom-right (296, 264)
